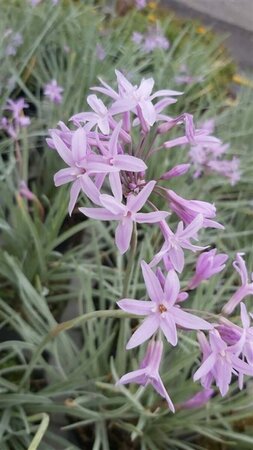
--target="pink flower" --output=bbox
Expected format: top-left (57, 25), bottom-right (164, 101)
top-left (71, 95), bottom-right (111, 135)
top-left (52, 128), bottom-right (117, 215)
top-left (44, 79), bottom-right (64, 104)
top-left (118, 261), bottom-right (212, 349)
top-left (150, 214), bottom-right (205, 273)
top-left (92, 70), bottom-right (182, 128)
top-left (117, 340), bottom-right (175, 412)
top-left (223, 253), bottom-right (253, 315)
top-left (219, 303), bottom-right (253, 371)
top-left (194, 330), bottom-right (253, 396)
top-left (167, 189), bottom-right (224, 229)
top-left (80, 181), bottom-right (168, 254)
top-left (188, 249), bottom-right (228, 289)
top-left (92, 121), bottom-right (147, 196)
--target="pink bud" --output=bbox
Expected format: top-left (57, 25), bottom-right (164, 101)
top-left (160, 163), bottom-right (190, 180)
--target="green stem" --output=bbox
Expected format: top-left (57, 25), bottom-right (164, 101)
top-left (122, 222), bottom-right (137, 297)
top-left (19, 309), bottom-right (131, 388)
top-left (27, 413), bottom-right (50, 450)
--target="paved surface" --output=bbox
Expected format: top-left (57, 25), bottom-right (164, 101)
top-left (162, 0), bottom-right (253, 69)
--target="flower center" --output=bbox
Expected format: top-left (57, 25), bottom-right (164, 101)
top-left (159, 304), bottom-right (167, 314)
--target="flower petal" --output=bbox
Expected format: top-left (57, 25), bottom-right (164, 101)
top-left (127, 181), bottom-right (156, 213)
top-left (172, 307), bottom-right (212, 330)
top-left (141, 261), bottom-right (164, 303)
top-left (79, 207), bottom-right (117, 220)
top-left (115, 219), bottom-right (133, 254)
top-left (72, 127), bottom-right (87, 162)
top-left (164, 270), bottom-right (180, 306)
top-left (117, 299), bottom-right (153, 315)
top-left (68, 179), bottom-right (81, 216)
top-left (100, 194), bottom-right (125, 215)
top-left (193, 353), bottom-right (216, 381)
top-left (52, 133), bottom-right (73, 166)
top-left (135, 211), bottom-right (168, 223)
top-left (126, 315), bottom-right (159, 349)
top-left (160, 315), bottom-right (178, 346)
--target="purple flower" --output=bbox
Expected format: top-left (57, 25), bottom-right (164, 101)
top-left (92, 121), bottom-right (147, 197)
top-left (118, 261), bottom-right (212, 348)
top-left (52, 128), bottom-right (117, 215)
top-left (92, 70), bottom-right (182, 128)
top-left (150, 214), bottom-right (205, 273)
top-left (44, 79), bottom-right (64, 104)
top-left (223, 253), bottom-right (253, 315)
top-left (177, 388), bottom-right (214, 410)
top-left (219, 303), bottom-right (253, 368)
top-left (80, 181), bottom-right (168, 254)
top-left (167, 189), bottom-right (224, 230)
top-left (194, 330), bottom-right (253, 396)
top-left (188, 249), bottom-right (228, 289)
top-left (71, 95), bottom-right (111, 135)
top-left (117, 340), bottom-right (175, 412)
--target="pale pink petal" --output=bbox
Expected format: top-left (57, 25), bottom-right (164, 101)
top-left (115, 219), bottom-right (133, 254)
top-left (135, 211), bottom-right (168, 223)
top-left (141, 261), bottom-right (164, 303)
top-left (127, 180), bottom-right (156, 212)
top-left (109, 172), bottom-right (122, 202)
top-left (80, 174), bottom-right (101, 205)
top-left (52, 133), bottom-right (73, 166)
top-left (164, 270), bottom-right (180, 306)
top-left (140, 100), bottom-right (156, 126)
top-left (169, 245), bottom-right (185, 273)
top-left (117, 368), bottom-right (146, 386)
top-left (72, 127), bottom-right (87, 162)
top-left (152, 375), bottom-right (175, 412)
top-left (114, 154), bottom-right (147, 172)
top-left (117, 299), bottom-right (153, 315)
top-left (54, 168), bottom-right (75, 186)
top-left (79, 207), bottom-right (118, 220)
top-left (172, 307), bottom-right (212, 330)
top-left (160, 315), bottom-right (178, 346)
top-left (179, 214), bottom-right (203, 240)
top-left (109, 120), bottom-right (122, 156)
top-left (193, 353), bottom-right (216, 381)
top-left (100, 194), bottom-right (125, 215)
top-left (126, 315), bottom-right (159, 349)
top-left (150, 89), bottom-right (183, 100)
top-left (240, 303), bottom-right (250, 329)
top-left (68, 179), bottom-right (81, 215)
top-left (98, 116), bottom-right (110, 135)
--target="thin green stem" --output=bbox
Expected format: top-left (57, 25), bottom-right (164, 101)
top-left (122, 222), bottom-right (137, 297)
top-left (27, 413), bottom-right (50, 450)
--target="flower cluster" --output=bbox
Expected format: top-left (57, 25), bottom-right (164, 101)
top-left (189, 119), bottom-right (240, 185)
top-left (1, 98), bottom-right (30, 139)
top-left (49, 71), bottom-right (253, 412)
top-left (132, 26), bottom-right (169, 53)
